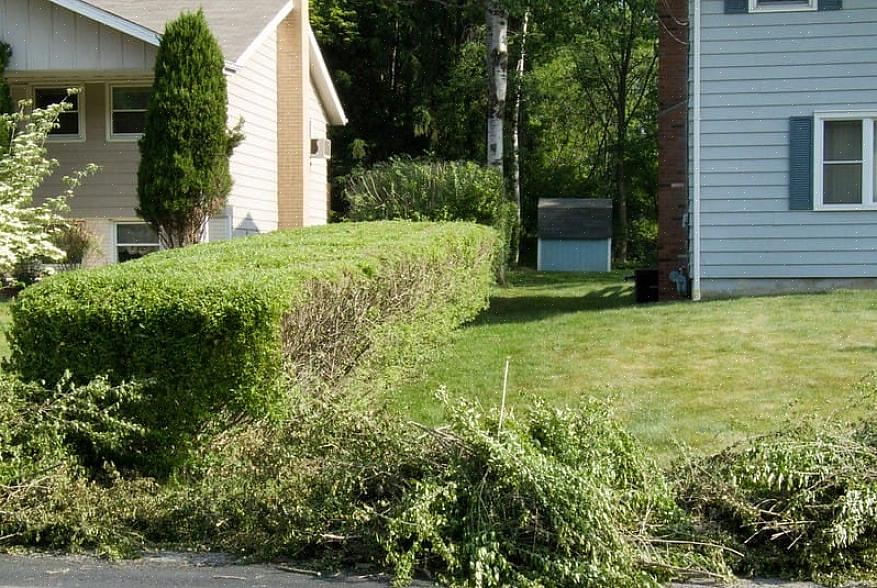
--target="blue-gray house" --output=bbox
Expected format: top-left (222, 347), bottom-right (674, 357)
top-left (657, 0), bottom-right (877, 300)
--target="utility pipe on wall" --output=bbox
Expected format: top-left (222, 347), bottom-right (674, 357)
top-left (691, 0), bottom-right (702, 301)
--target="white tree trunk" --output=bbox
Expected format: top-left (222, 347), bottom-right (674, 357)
top-left (486, 1), bottom-right (509, 172)
top-left (511, 8), bottom-right (530, 226)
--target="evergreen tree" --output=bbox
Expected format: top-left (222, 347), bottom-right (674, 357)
top-left (137, 10), bottom-right (243, 248)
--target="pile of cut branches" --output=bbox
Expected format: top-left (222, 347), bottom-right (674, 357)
top-left (676, 416), bottom-right (877, 586)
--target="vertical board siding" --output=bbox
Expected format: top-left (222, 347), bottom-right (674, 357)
top-left (537, 240), bottom-right (612, 273)
top-left (697, 0), bottom-right (877, 280)
top-left (304, 72), bottom-right (329, 227)
top-left (0, 0), bottom-right (157, 71)
top-left (227, 29), bottom-right (279, 237)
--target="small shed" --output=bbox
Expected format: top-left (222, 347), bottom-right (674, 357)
top-left (537, 198), bottom-right (613, 272)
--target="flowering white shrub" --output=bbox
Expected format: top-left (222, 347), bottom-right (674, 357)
top-left (0, 94), bottom-right (97, 273)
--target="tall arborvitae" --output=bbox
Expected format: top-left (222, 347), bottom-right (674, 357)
top-left (137, 10), bottom-right (243, 248)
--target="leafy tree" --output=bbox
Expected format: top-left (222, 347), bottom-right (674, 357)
top-left (313, 0), bottom-right (659, 266)
top-left (570, 0), bottom-right (658, 263)
top-left (137, 10), bottom-right (243, 249)
top-left (0, 98), bottom-right (96, 273)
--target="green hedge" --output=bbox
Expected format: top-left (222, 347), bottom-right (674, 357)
top-left (345, 158), bottom-right (518, 269)
top-left (7, 222), bottom-right (498, 470)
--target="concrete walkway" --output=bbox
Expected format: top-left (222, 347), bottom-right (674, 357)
top-left (0, 553), bottom-right (833, 588)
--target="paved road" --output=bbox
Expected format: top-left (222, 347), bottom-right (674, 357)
top-left (0, 553), bottom-right (415, 588)
top-left (0, 553), bottom-right (832, 588)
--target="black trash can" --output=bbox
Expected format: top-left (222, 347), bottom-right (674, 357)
top-left (634, 269), bottom-right (659, 304)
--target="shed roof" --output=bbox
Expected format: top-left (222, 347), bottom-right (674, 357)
top-left (538, 198), bottom-right (613, 240)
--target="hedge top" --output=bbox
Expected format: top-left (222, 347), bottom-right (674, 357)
top-left (15, 221), bottom-right (497, 312)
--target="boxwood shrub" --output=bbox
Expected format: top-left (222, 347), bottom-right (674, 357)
top-left (7, 221), bottom-right (498, 471)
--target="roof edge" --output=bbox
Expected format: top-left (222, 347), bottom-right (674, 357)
top-left (234, 0), bottom-right (294, 66)
top-left (308, 29), bottom-right (347, 126)
top-left (46, 0), bottom-right (161, 46)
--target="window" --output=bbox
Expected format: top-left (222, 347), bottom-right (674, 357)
top-left (116, 223), bottom-right (160, 263)
top-left (749, 0), bottom-right (816, 11)
top-left (814, 113), bottom-right (877, 210)
top-left (33, 87), bottom-right (84, 140)
top-left (108, 86), bottom-right (151, 140)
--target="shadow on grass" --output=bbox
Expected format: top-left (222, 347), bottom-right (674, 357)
top-left (474, 285), bottom-right (635, 326)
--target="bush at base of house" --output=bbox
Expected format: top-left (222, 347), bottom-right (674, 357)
top-left (6, 221), bottom-right (498, 473)
top-left (344, 158), bottom-right (518, 269)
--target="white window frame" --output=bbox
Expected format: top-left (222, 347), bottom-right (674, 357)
top-left (31, 85), bottom-right (86, 143)
top-left (113, 221), bottom-right (161, 263)
top-left (814, 111), bottom-right (877, 211)
top-left (106, 84), bottom-right (152, 142)
top-left (749, 0), bottom-right (816, 12)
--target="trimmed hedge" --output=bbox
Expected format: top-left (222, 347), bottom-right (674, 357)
top-left (7, 222), bottom-right (498, 470)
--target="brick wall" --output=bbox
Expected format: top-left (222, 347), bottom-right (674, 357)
top-left (657, 0), bottom-right (690, 300)
top-left (276, 2), bottom-right (310, 229)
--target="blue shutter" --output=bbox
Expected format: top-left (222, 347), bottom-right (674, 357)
top-left (789, 117), bottom-right (814, 211)
top-left (725, 0), bottom-right (748, 13)
top-left (819, 0), bottom-right (842, 10)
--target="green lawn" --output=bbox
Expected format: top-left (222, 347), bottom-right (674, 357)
top-left (0, 301), bottom-right (9, 359)
top-left (392, 271), bottom-right (877, 460)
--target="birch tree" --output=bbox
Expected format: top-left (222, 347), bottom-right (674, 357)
top-left (485, 1), bottom-right (509, 172)
top-left (510, 7), bottom-right (530, 240)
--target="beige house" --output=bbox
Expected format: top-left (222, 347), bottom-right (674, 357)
top-left (1, 0), bottom-right (347, 264)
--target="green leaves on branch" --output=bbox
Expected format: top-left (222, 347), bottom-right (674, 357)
top-left (344, 158), bottom-right (518, 269)
top-left (0, 93), bottom-right (97, 274)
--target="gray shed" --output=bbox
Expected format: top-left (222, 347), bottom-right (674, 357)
top-left (537, 199), bottom-right (613, 272)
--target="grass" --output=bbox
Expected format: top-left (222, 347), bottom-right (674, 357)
top-left (3, 271), bottom-right (876, 461)
top-left (391, 270), bottom-right (877, 460)
top-left (0, 301), bottom-right (9, 359)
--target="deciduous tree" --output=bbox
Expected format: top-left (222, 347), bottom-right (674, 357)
top-left (0, 98), bottom-right (96, 273)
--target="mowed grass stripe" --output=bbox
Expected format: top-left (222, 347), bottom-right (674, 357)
top-left (391, 271), bottom-right (877, 460)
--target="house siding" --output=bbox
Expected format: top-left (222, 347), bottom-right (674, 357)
top-left (16, 80), bottom-right (147, 220)
top-left (227, 29), bottom-right (279, 237)
top-left (695, 0), bottom-right (877, 289)
top-left (0, 0), bottom-right (157, 72)
top-left (304, 71), bottom-right (329, 227)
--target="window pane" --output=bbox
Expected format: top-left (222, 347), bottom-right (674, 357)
top-left (117, 224), bottom-right (159, 245)
top-left (112, 111), bottom-right (147, 134)
top-left (825, 120), bottom-right (862, 161)
top-left (823, 163), bottom-right (863, 204)
top-left (54, 112), bottom-right (80, 135)
top-left (34, 88), bottom-right (78, 111)
top-left (112, 87), bottom-right (151, 111)
top-left (118, 245), bottom-right (159, 263)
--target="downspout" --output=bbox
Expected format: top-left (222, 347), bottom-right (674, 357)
top-left (691, 0), bottom-right (702, 301)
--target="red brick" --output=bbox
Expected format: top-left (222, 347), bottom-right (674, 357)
top-left (657, 0), bottom-right (690, 301)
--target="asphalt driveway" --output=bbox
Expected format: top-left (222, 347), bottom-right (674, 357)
top-left (0, 553), bottom-right (833, 588)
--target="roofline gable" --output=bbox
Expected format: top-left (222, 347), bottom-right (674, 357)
top-left (236, 0), bottom-right (294, 67)
top-left (46, 0), bottom-right (161, 46)
top-left (43, 0), bottom-right (346, 125)
top-left (309, 29), bottom-right (347, 126)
